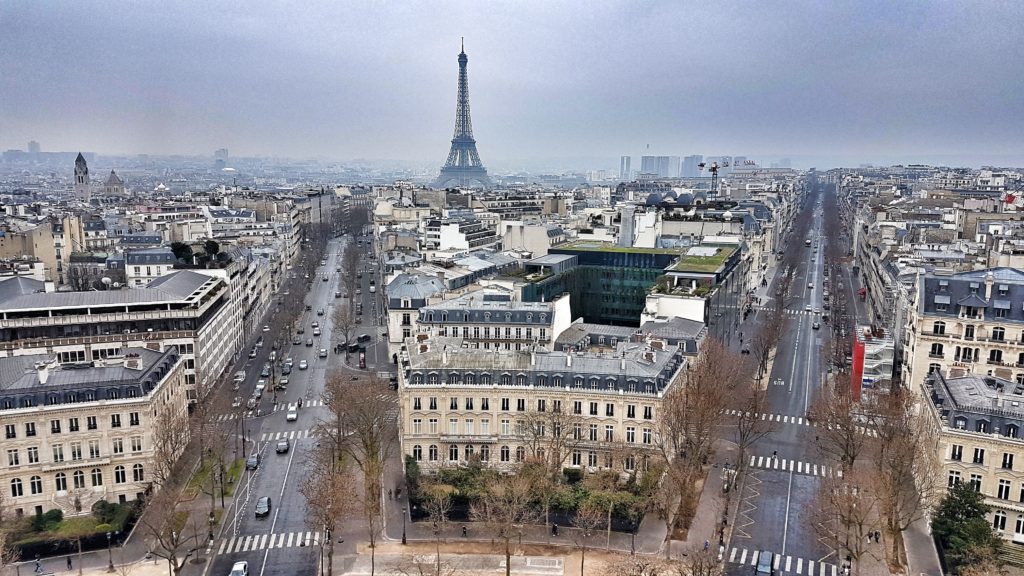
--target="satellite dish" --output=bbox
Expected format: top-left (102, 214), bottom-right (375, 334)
top-left (101, 277), bottom-right (112, 286)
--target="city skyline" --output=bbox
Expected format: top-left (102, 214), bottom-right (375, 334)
top-left (2, 1), bottom-right (1023, 170)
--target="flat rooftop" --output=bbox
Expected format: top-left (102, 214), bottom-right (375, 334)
top-left (556, 240), bottom-right (685, 255)
top-left (669, 245), bottom-right (738, 273)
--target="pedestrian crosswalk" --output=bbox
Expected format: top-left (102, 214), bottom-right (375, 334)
top-left (218, 531), bottom-right (324, 554)
top-left (728, 547), bottom-right (839, 576)
top-left (259, 429), bottom-right (313, 442)
top-left (723, 410), bottom-right (878, 437)
top-left (273, 399), bottom-right (324, 411)
top-left (748, 454), bottom-right (842, 478)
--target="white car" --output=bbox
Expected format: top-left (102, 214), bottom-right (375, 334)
top-left (286, 405), bottom-right (298, 422)
top-left (230, 562), bottom-right (249, 576)
top-left (255, 380), bottom-right (266, 393)
top-left (262, 325), bottom-right (270, 332)
top-left (231, 396), bottom-right (241, 408)
top-left (318, 348), bottom-right (328, 358)
top-left (298, 360), bottom-right (308, 370)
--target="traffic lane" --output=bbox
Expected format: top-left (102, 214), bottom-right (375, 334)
top-left (736, 469), bottom-right (788, 554)
top-left (785, 475), bottom-right (832, 564)
top-left (257, 547), bottom-right (318, 576)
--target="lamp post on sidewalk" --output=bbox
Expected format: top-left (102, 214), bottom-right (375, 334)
top-left (402, 507), bottom-right (407, 545)
top-left (106, 531), bottom-right (114, 572)
top-left (630, 521), bottom-right (636, 555)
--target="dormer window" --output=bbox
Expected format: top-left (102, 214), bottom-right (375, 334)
top-left (969, 282), bottom-right (979, 294)
top-left (505, 313), bottom-right (512, 322)
top-left (999, 285), bottom-right (1009, 296)
top-left (938, 280), bottom-right (949, 292)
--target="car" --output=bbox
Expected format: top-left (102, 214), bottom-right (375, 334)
top-left (812, 321), bottom-right (821, 330)
top-left (322, 276), bottom-right (329, 282)
top-left (245, 454), bottom-right (260, 470)
top-left (299, 360), bottom-right (308, 370)
top-left (276, 438), bottom-right (290, 453)
top-left (335, 291), bottom-right (342, 298)
top-left (317, 308), bottom-right (325, 316)
top-left (805, 304), bottom-right (812, 311)
top-left (262, 325), bottom-right (270, 332)
top-left (293, 336), bottom-right (302, 345)
top-left (297, 326), bottom-right (305, 334)
top-left (246, 397), bottom-right (257, 410)
top-left (319, 348), bottom-right (328, 358)
top-left (229, 561), bottom-right (249, 576)
top-left (357, 273), bottom-right (363, 279)
top-left (755, 550), bottom-right (774, 575)
top-left (823, 302), bottom-right (831, 310)
top-left (311, 321), bottom-right (319, 329)
top-left (807, 283), bottom-right (814, 289)
top-left (286, 405), bottom-right (298, 422)
top-left (248, 347), bottom-right (258, 359)
top-left (305, 338), bottom-right (314, 347)
top-left (281, 364), bottom-right (291, 375)
top-left (254, 496), bottom-right (271, 518)
top-left (313, 327), bottom-right (322, 336)
top-left (276, 377), bottom-right (289, 390)
top-left (260, 366), bottom-right (270, 378)
top-left (813, 308), bottom-right (820, 315)
top-left (255, 336), bottom-right (264, 347)
top-left (348, 343), bottom-right (360, 353)
top-left (357, 333), bottom-right (371, 343)
top-left (305, 304), bottom-right (312, 311)
top-left (356, 289), bottom-right (362, 295)
top-left (232, 396), bottom-right (241, 408)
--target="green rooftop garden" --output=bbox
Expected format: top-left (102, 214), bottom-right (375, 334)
top-left (556, 240), bottom-right (686, 255)
top-left (670, 246), bottom-right (737, 273)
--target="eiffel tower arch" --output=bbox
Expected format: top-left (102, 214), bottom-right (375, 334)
top-left (434, 41), bottom-right (492, 189)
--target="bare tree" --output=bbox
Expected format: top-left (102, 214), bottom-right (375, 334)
top-left (419, 475), bottom-right (455, 576)
top-left (342, 243), bottom-right (361, 306)
top-left (469, 472), bottom-right (538, 576)
top-left (333, 304), bottom-right (357, 353)
top-left (808, 372), bottom-right (869, 472)
top-left (571, 500), bottom-right (605, 575)
top-left (299, 444), bottom-right (356, 576)
top-left (150, 402), bottom-right (191, 489)
top-left (136, 488), bottom-right (197, 575)
top-left (809, 467), bottom-right (877, 576)
top-left (516, 406), bottom-right (586, 482)
top-left (749, 305), bottom-right (785, 382)
top-left (0, 492), bottom-right (20, 575)
top-left (871, 388), bottom-right (941, 568)
top-left (600, 555), bottom-right (664, 576)
top-left (662, 548), bottom-right (726, 576)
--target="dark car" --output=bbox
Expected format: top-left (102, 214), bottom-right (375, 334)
top-left (255, 496), bottom-right (271, 518)
top-left (276, 438), bottom-right (290, 453)
top-left (245, 454), bottom-right (260, 470)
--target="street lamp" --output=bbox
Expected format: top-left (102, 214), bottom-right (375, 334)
top-left (106, 531), bottom-right (114, 572)
top-left (402, 507), bottom-right (407, 545)
top-left (630, 521), bottom-right (636, 555)
top-left (208, 512), bottom-right (216, 543)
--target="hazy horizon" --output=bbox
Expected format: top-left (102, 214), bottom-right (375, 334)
top-left (3, 1), bottom-right (1023, 171)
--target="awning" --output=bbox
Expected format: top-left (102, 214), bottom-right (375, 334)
top-left (934, 295), bottom-right (951, 305)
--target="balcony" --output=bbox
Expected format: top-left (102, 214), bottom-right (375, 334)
top-left (929, 353), bottom-right (945, 359)
top-left (0, 330), bottom-right (197, 352)
top-left (987, 359), bottom-right (1005, 366)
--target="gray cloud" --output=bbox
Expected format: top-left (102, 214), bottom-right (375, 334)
top-left (2, 1), bottom-right (1022, 168)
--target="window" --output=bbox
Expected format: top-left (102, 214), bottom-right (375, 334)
top-left (501, 398), bottom-right (510, 411)
top-left (464, 419), bottom-right (474, 435)
top-left (465, 398), bottom-right (474, 410)
top-left (10, 479), bottom-right (22, 498)
top-left (111, 414), bottom-right (122, 428)
top-left (993, 327), bottom-right (1006, 342)
top-left (50, 419), bottom-right (61, 434)
top-left (464, 445), bottom-right (474, 460)
top-left (481, 398), bottom-right (489, 410)
top-left (626, 427), bottom-right (636, 443)
top-left (412, 446), bottom-right (422, 461)
top-left (132, 464), bottom-right (144, 482)
top-left (73, 470), bottom-right (85, 489)
top-left (970, 474), bottom-right (982, 492)
top-left (643, 406), bottom-right (654, 420)
top-left (589, 425), bottom-right (598, 442)
top-left (552, 400), bottom-right (561, 413)
top-left (70, 442), bottom-right (82, 461)
top-left (428, 419), bottom-right (438, 434)
top-left (480, 445), bottom-right (490, 461)
top-left (428, 445), bottom-right (438, 461)
top-left (501, 419), bottom-right (511, 435)
top-left (130, 437), bottom-right (142, 453)
top-left (7, 449), bottom-right (19, 467)
top-left (129, 412), bottom-right (140, 426)
top-left (929, 343), bottom-right (944, 358)
top-left (87, 416), bottom-right (97, 430)
top-left (1003, 453), bottom-right (1014, 470)
top-left (448, 444), bottom-right (459, 462)
top-left (995, 511), bottom-right (1007, 531)
top-left (429, 397), bottom-right (437, 410)
top-left (114, 466), bottom-right (126, 484)
top-left (25, 423), bottom-right (35, 437)
top-left (88, 441), bottom-right (100, 459)
top-left (932, 321), bottom-right (945, 335)
top-left (643, 428), bottom-right (652, 445)
top-left (68, 418), bottom-right (79, 432)
top-left (973, 448), bottom-right (985, 465)
top-left (516, 399), bottom-right (526, 412)
top-left (588, 451), bottom-right (598, 467)
top-left (55, 473), bottom-right (67, 492)
top-left (497, 445), bottom-right (509, 462)
top-left (27, 447), bottom-right (38, 464)
top-left (413, 398), bottom-right (422, 410)
top-left (589, 402), bottom-right (598, 416)
top-left (52, 445), bottom-right (64, 463)
top-left (573, 401), bottom-right (582, 415)
top-left (605, 425), bottom-right (615, 442)
top-left (4, 425), bottom-right (13, 439)
top-left (112, 438), bottom-right (124, 455)
top-left (449, 419), bottom-right (458, 435)
top-left (30, 476), bottom-right (42, 494)
top-left (950, 445), bottom-right (963, 461)
top-left (606, 404), bottom-right (615, 417)
top-left (449, 397), bottom-right (458, 410)
top-left (999, 480), bottom-right (1012, 500)
top-left (573, 423), bottom-right (582, 440)
top-left (571, 450), bottom-right (581, 467)
top-left (537, 399), bottom-right (546, 412)
top-left (481, 419), bottom-right (490, 435)
top-left (627, 405), bottom-right (636, 419)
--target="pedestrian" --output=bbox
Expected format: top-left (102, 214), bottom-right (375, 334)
top-left (34, 558), bottom-right (42, 574)
top-left (67, 556), bottom-right (73, 570)
top-left (396, 487), bottom-right (402, 499)
top-left (551, 523), bottom-right (558, 536)
top-left (388, 488), bottom-right (393, 500)
top-left (462, 525), bottom-right (467, 538)
top-left (703, 539), bottom-right (709, 552)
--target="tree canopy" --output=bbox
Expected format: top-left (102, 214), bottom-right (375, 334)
top-left (932, 481), bottom-right (1001, 574)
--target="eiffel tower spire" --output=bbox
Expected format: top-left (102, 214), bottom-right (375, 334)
top-left (435, 40), bottom-right (491, 188)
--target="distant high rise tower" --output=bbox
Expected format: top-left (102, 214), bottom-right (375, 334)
top-left (74, 152), bottom-right (90, 202)
top-left (27, 141), bottom-right (40, 154)
top-left (435, 40), bottom-right (491, 189)
top-left (619, 156), bottom-right (631, 181)
top-left (682, 155), bottom-right (703, 178)
top-left (640, 156), bottom-right (680, 178)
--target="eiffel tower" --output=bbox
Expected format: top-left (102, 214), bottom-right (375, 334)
top-left (435, 40), bottom-right (492, 189)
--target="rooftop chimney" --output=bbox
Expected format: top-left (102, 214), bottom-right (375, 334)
top-left (442, 345), bottom-right (449, 365)
top-left (566, 353), bottom-right (572, 367)
top-left (124, 353), bottom-right (143, 371)
top-left (36, 361), bottom-right (51, 385)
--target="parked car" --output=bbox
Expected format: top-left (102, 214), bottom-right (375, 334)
top-left (248, 347), bottom-right (258, 359)
top-left (229, 562), bottom-right (249, 576)
top-left (231, 396), bottom-right (241, 408)
top-left (297, 327), bottom-right (305, 334)
top-left (276, 377), bottom-right (288, 390)
top-left (293, 336), bottom-right (302, 345)
top-left (276, 438), bottom-right (290, 453)
top-left (813, 321), bottom-right (821, 330)
top-left (281, 365), bottom-right (291, 376)
top-left (254, 496), bottom-right (272, 518)
top-left (245, 454), bottom-right (260, 470)
top-left (311, 321), bottom-right (319, 329)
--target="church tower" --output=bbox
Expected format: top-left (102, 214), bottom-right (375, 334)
top-left (74, 152), bottom-right (90, 202)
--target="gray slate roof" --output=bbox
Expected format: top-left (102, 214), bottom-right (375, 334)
top-left (387, 273), bottom-right (445, 301)
top-left (0, 270), bottom-right (215, 311)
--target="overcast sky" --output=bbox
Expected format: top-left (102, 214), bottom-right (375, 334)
top-left (2, 1), bottom-right (1023, 170)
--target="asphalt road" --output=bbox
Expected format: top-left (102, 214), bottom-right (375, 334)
top-left (727, 187), bottom-right (844, 576)
top-left (206, 234), bottom-right (390, 576)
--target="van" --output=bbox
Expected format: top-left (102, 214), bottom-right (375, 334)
top-left (357, 333), bottom-right (371, 343)
top-left (755, 551), bottom-right (774, 575)
top-left (233, 371), bottom-right (246, 389)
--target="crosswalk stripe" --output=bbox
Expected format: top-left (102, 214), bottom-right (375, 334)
top-left (773, 554), bottom-right (781, 570)
top-left (809, 560), bottom-right (815, 575)
top-left (797, 558), bottom-right (803, 574)
top-left (750, 550), bottom-right (759, 566)
top-left (286, 532), bottom-right (294, 547)
top-left (730, 547), bottom-right (738, 563)
top-left (257, 534), bottom-right (267, 550)
top-left (739, 549), bottom-right (747, 564)
top-left (220, 537), bottom-right (231, 555)
top-left (242, 535), bottom-right (252, 552)
top-left (830, 564), bottom-right (837, 576)
top-left (305, 531), bottom-right (313, 545)
top-left (785, 556), bottom-right (791, 572)
top-left (268, 534), bottom-right (277, 548)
